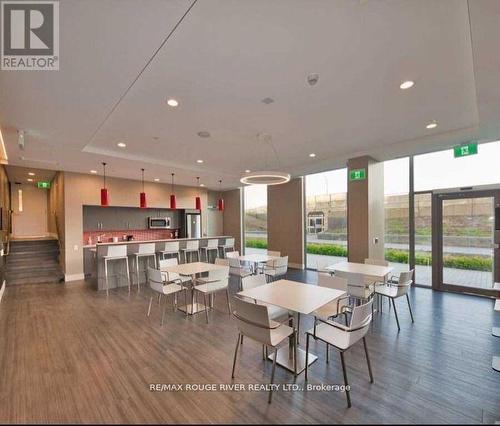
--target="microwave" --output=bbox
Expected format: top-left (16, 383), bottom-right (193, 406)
top-left (148, 217), bottom-right (171, 229)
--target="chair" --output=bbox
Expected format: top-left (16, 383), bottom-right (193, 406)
top-left (200, 239), bottom-right (219, 263)
top-left (158, 258), bottom-right (191, 287)
top-left (182, 240), bottom-right (200, 263)
top-left (132, 243), bottom-right (157, 290)
top-left (267, 250), bottom-right (281, 257)
top-left (316, 258), bottom-right (333, 276)
top-left (194, 266), bottom-right (231, 323)
top-left (218, 237), bottom-right (235, 258)
top-left (335, 270), bottom-right (373, 303)
top-left (228, 255), bottom-right (253, 290)
top-left (102, 245), bottom-right (130, 296)
top-left (263, 256), bottom-right (288, 282)
top-left (364, 258), bottom-right (389, 267)
top-left (312, 275), bottom-right (350, 336)
top-left (231, 297), bottom-right (295, 403)
top-left (375, 270), bottom-right (414, 331)
top-left (157, 241), bottom-right (180, 262)
top-left (226, 250), bottom-right (239, 259)
top-left (146, 267), bottom-right (186, 326)
top-left (241, 274), bottom-right (289, 321)
top-left (256, 251), bottom-right (281, 274)
top-left (305, 299), bottom-right (374, 408)
top-left (215, 257), bottom-right (229, 266)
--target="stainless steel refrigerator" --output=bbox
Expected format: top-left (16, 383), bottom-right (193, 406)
top-left (186, 213), bottom-right (201, 238)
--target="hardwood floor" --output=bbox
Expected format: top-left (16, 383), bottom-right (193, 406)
top-left (0, 270), bottom-right (499, 424)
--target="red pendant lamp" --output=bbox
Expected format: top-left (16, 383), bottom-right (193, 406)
top-left (218, 179), bottom-right (224, 211)
top-left (100, 162), bottom-right (109, 207)
top-left (195, 177), bottom-right (202, 210)
top-left (170, 173), bottom-right (177, 209)
top-left (139, 168), bottom-right (147, 208)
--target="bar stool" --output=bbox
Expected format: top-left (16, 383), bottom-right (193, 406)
top-left (218, 237), bottom-right (235, 258)
top-left (157, 241), bottom-right (180, 262)
top-left (182, 240), bottom-right (200, 263)
top-left (132, 243), bottom-right (157, 291)
top-left (200, 239), bottom-right (219, 263)
top-left (103, 245), bottom-right (130, 296)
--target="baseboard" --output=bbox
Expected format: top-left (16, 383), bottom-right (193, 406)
top-left (64, 273), bottom-right (85, 282)
top-left (0, 279), bottom-right (5, 303)
top-left (289, 262), bottom-right (305, 269)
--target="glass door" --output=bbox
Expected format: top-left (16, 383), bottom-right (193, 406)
top-left (433, 190), bottom-right (500, 296)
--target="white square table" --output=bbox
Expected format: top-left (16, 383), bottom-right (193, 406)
top-left (238, 279), bottom-right (345, 375)
top-left (326, 261), bottom-right (393, 283)
top-left (160, 262), bottom-right (228, 315)
top-left (237, 253), bottom-right (279, 274)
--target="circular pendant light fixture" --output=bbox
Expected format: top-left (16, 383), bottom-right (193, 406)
top-left (139, 168), bottom-right (147, 208)
top-left (100, 162), bottom-right (109, 207)
top-left (170, 173), bottom-right (177, 209)
top-left (241, 132), bottom-right (290, 186)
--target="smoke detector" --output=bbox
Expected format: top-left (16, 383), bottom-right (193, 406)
top-left (306, 73), bottom-right (319, 86)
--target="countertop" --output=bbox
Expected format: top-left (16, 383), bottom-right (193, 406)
top-left (83, 235), bottom-right (231, 249)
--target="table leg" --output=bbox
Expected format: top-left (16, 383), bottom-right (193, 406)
top-left (177, 273), bottom-right (208, 315)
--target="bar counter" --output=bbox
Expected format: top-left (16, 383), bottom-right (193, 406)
top-left (85, 236), bottom-right (232, 291)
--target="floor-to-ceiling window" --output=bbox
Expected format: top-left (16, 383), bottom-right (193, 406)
top-left (243, 185), bottom-right (268, 253)
top-left (384, 158), bottom-right (410, 277)
top-left (305, 168), bottom-right (348, 269)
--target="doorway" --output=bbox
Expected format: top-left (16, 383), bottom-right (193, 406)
top-left (432, 189), bottom-right (500, 296)
top-left (11, 184), bottom-right (49, 238)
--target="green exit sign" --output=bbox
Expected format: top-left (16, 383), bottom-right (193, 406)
top-left (454, 143), bottom-right (478, 158)
top-left (349, 168), bottom-right (366, 181)
top-left (37, 181), bottom-right (51, 189)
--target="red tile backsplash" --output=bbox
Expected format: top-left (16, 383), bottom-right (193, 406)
top-left (83, 229), bottom-right (179, 245)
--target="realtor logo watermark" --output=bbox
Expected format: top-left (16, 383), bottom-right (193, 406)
top-left (1, 0), bottom-right (59, 70)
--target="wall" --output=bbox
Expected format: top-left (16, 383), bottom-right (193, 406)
top-left (48, 171), bottom-right (65, 271)
top-left (368, 161), bottom-right (385, 259)
top-left (267, 178), bottom-right (305, 268)
top-left (63, 172), bottom-right (223, 281)
top-left (11, 183), bottom-right (49, 237)
top-left (222, 188), bottom-right (243, 253)
top-left (0, 165), bottom-right (10, 238)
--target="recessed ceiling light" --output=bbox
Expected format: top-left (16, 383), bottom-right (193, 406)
top-left (196, 159), bottom-right (204, 164)
top-left (117, 142), bottom-right (126, 148)
top-left (400, 80), bottom-right (414, 90)
top-left (309, 153), bottom-right (316, 158)
top-left (27, 178), bottom-right (33, 182)
top-left (200, 183), bottom-right (205, 187)
top-left (166, 98), bottom-right (179, 107)
top-left (90, 170), bottom-right (97, 174)
top-left (197, 131), bottom-right (210, 138)
top-left (245, 169), bottom-right (251, 173)
top-left (28, 172), bottom-right (35, 176)
top-left (426, 121), bottom-right (438, 129)
top-left (154, 178), bottom-right (160, 182)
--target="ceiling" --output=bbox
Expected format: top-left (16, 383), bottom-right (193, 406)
top-left (5, 166), bottom-right (56, 185)
top-left (1, 0), bottom-right (500, 190)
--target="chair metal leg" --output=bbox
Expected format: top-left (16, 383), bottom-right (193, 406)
top-left (305, 333), bottom-right (310, 381)
top-left (231, 333), bottom-right (240, 379)
top-left (104, 259), bottom-right (109, 296)
top-left (125, 257), bottom-right (131, 293)
top-left (136, 256), bottom-right (140, 292)
top-left (339, 351), bottom-right (351, 408)
top-left (326, 343), bottom-right (329, 364)
top-left (269, 347), bottom-right (277, 404)
top-left (184, 288), bottom-right (188, 318)
top-left (204, 293), bottom-right (209, 324)
top-left (391, 298), bottom-right (400, 331)
top-left (313, 317), bottom-right (317, 339)
top-left (240, 335), bottom-right (244, 345)
top-left (226, 289), bottom-right (232, 314)
top-left (406, 294), bottom-right (414, 323)
top-left (293, 330), bottom-right (298, 377)
top-left (147, 295), bottom-right (153, 317)
top-left (363, 337), bottom-right (374, 383)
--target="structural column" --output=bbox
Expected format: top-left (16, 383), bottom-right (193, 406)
top-left (222, 188), bottom-right (243, 253)
top-left (347, 156), bottom-right (385, 263)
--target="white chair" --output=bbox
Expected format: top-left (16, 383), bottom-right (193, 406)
top-left (158, 241), bottom-right (180, 262)
top-left (267, 250), bottom-right (281, 257)
top-left (228, 255), bottom-right (253, 290)
top-left (305, 299), bottom-right (374, 408)
top-left (102, 245), bottom-right (130, 296)
top-left (182, 240), bottom-right (200, 263)
top-left (375, 270), bottom-right (414, 331)
top-left (215, 257), bottom-right (229, 266)
top-left (132, 243), bottom-right (157, 291)
top-left (241, 275), bottom-right (289, 322)
top-left (263, 256), bottom-right (288, 282)
top-left (336, 270), bottom-right (373, 303)
top-left (200, 239), bottom-right (219, 263)
top-left (316, 258), bottom-right (333, 276)
top-left (257, 251), bottom-right (281, 274)
top-left (158, 258), bottom-right (192, 287)
top-left (312, 275), bottom-right (350, 336)
top-left (232, 297), bottom-right (295, 403)
top-left (226, 250), bottom-right (239, 259)
top-left (146, 267), bottom-right (186, 326)
top-left (218, 237), bottom-right (235, 258)
top-left (194, 266), bottom-right (231, 323)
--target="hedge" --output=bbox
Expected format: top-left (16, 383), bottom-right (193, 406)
top-left (245, 238), bottom-right (492, 271)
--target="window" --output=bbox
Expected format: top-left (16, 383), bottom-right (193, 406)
top-left (305, 168), bottom-right (348, 269)
top-left (243, 185), bottom-right (267, 253)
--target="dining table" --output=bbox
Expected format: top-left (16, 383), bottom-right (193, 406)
top-left (326, 261), bottom-right (393, 284)
top-left (237, 253), bottom-right (279, 274)
top-left (237, 279), bottom-right (345, 375)
top-left (160, 261), bottom-right (228, 315)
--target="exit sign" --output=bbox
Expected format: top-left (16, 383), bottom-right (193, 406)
top-left (454, 143), bottom-right (478, 158)
top-left (37, 181), bottom-right (51, 189)
top-left (349, 168), bottom-right (366, 181)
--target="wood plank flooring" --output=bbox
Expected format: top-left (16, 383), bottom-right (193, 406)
top-left (0, 270), bottom-right (499, 424)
